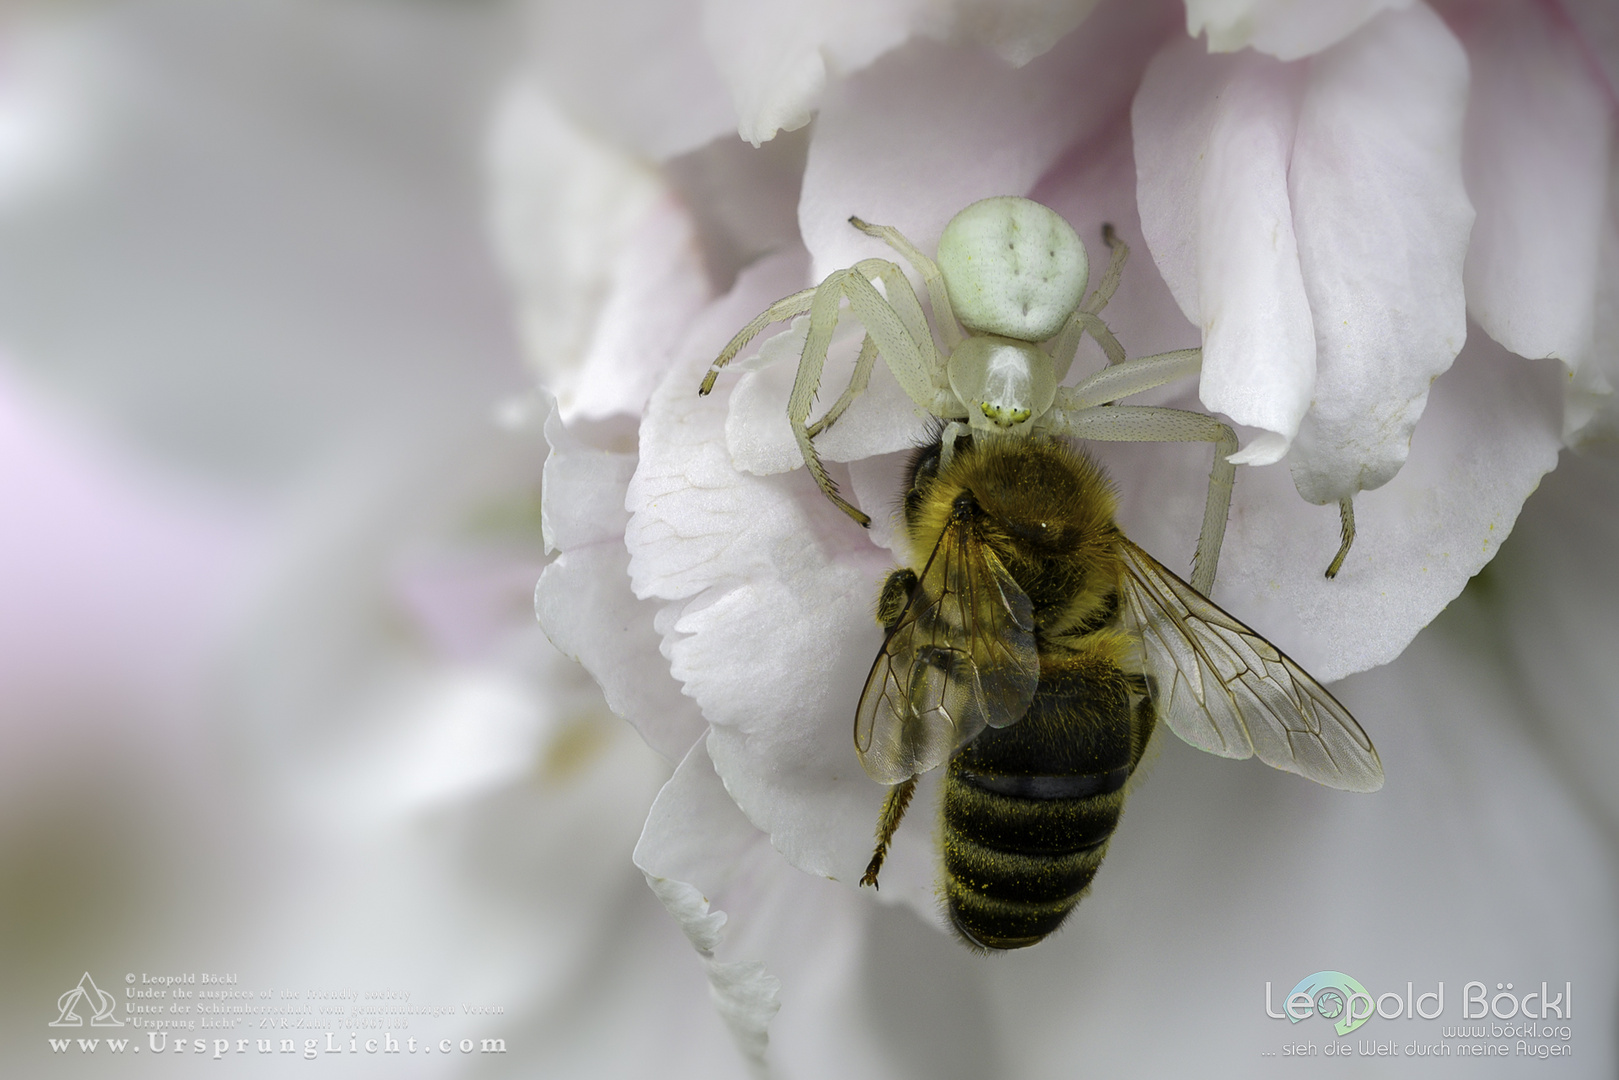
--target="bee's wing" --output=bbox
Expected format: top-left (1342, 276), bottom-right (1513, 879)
top-left (854, 519), bottom-right (1039, 784)
top-left (1116, 538), bottom-right (1384, 792)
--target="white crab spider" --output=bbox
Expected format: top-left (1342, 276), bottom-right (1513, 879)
top-left (699, 196), bottom-right (1239, 596)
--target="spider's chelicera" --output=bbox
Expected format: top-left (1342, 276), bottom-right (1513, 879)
top-left (699, 196), bottom-right (1239, 595)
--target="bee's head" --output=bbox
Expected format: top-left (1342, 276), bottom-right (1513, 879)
top-left (904, 435), bottom-right (1120, 619)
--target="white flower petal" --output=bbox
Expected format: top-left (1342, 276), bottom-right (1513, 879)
top-left (663, 129), bottom-right (813, 294)
top-left (538, 546), bottom-right (711, 764)
top-left (1207, 329), bottom-right (1562, 681)
top-left (636, 739), bottom-right (896, 1076)
top-left (641, 869), bottom-right (782, 1074)
top-left (537, 405), bottom-right (709, 762)
top-left (1134, 39), bottom-right (1314, 464)
top-left (486, 80), bottom-right (666, 406)
top-left (844, 448), bottom-right (916, 556)
top-left (699, 0), bottom-right (1125, 148)
top-left (637, 739), bottom-right (769, 891)
top-left (1458, 1), bottom-right (1612, 369)
top-left (626, 256), bottom-right (947, 921)
top-left (803, 3), bottom-right (1175, 280)
top-left (1185, 0), bottom-right (1413, 61)
top-left (702, 0), bottom-right (922, 146)
top-left (524, 0), bottom-right (738, 160)
top-left (951, 0), bottom-right (1105, 67)
top-left (1286, 3), bottom-right (1472, 504)
top-left (539, 403), bottom-right (633, 553)
top-left (1030, 107), bottom-right (1202, 361)
top-left (570, 194), bottom-right (713, 422)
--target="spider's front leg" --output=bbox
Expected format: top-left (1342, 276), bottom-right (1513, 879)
top-left (786, 261), bottom-right (953, 525)
top-left (700, 286), bottom-right (818, 396)
top-left (803, 257), bottom-right (942, 439)
top-left (804, 334), bottom-right (878, 439)
top-left (847, 215), bottom-right (963, 353)
top-left (1046, 395), bottom-right (1237, 596)
top-left (1048, 226), bottom-right (1131, 379)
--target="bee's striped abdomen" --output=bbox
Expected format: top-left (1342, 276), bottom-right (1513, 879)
top-left (940, 646), bottom-right (1152, 951)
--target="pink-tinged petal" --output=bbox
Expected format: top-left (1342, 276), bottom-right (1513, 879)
top-left (1134, 38), bottom-right (1313, 464)
top-left (951, 0), bottom-right (1106, 66)
top-left (1031, 93), bottom-right (1204, 359)
top-left (524, 0), bottom-right (738, 160)
top-left (1206, 329), bottom-right (1562, 682)
top-left (1185, 0), bottom-right (1414, 60)
top-left (0, 363), bottom-right (258, 745)
top-left (802, 0), bottom-right (1180, 280)
top-left (537, 406), bottom-right (708, 763)
top-left (626, 255), bottom-right (945, 921)
top-left (1558, 0), bottom-right (1619, 103)
top-left (702, 0), bottom-right (1122, 149)
top-left (1287, 3), bottom-right (1473, 504)
top-left (1454, 0), bottom-right (1612, 366)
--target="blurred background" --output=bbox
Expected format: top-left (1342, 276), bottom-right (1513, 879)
top-left (4, 2), bottom-right (1618, 1078)
top-left (0, 1), bottom-right (716, 1075)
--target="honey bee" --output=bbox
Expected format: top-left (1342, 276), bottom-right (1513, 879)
top-left (856, 433), bottom-right (1383, 951)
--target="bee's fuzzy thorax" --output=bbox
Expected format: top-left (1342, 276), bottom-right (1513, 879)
top-left (903, 436), bottom-right (1122, 637)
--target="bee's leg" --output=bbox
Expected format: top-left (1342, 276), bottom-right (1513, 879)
top-left (860, 775), bottom-right (918, 889)
top-left (1046, 400), bottom-right (1237, 597)
top-left (877, 568), bottom-right (918, 629)
top-left (1325, 496), bottom-right (1356, 579)
top-left (1125, 672), bottom-right (1158, 770)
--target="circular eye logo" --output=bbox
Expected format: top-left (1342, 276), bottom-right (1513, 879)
top-left (1315, 989), bottom-right (1347, 1020)
top-left (1287, 971), bottom-right (1373, 1036)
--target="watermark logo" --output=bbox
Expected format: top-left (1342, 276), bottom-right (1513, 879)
top-left (1285, 972), bottom-right (1373, 1036)
top-left (50, 973), bottom-right (124, 1028)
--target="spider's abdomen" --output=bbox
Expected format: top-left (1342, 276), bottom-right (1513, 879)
top-left (940, 642), bottom-right (1153, 951)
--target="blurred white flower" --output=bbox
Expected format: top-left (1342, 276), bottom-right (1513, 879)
top-left (0, 2), bottom-right (755, 1077)
top-left (515, 0), bottom-right (1619, 1074)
